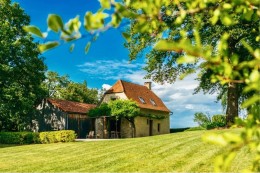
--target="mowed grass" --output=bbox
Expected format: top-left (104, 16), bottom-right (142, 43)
top-left (0, 128), bottom-right (253, 172)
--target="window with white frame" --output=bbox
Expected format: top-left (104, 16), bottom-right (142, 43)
top-left (138, 96), bottom-right (146, 104)
top-left (150, 99), bottom-right (157, 106)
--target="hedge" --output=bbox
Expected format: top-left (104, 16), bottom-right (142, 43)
top-left (39, 130), bottom-right (76, 144)
top-left (0, 132), bottom-right (40, 144)
top-left (0, 130), bottom-right (76, 144)
top-left (170, 128), bottom-right (190, 133)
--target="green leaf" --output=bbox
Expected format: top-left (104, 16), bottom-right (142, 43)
top-left (85, 42), bottom-right (91, 54)
top-left (220, 15), bottom-right (233, 26)
top-left (99, 0), bottom-right (111, 9)
top-left (70, 44), bottom-right (75, 52)
top-left (38, 41), bottom-right (59, 53)
top-left (23, 26), bottom-right (44, 38)
top-left (243, 10), bottom-right (254, 21)
top-left (84, 12), bottom-right (92, 31)
top-left (249, 69), bottom-right (259, 82)
top-left (111, 13), bottom-right (122, 27)
top-left (47, 14), bottom-right (64, 32)
top-left (122, 32), bottom-right (131, 42)
top-left (177, 56), bottom-right (196, 64)
top-left (155, 40), bottom-right (177, 51)
top-left (242, 95), bottom-right (260, 108)
top-left (211, 9), bottom-right (220, 25)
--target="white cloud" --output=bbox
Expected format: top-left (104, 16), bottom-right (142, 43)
top-left (185, 104), bottom-right (195, 110)
top-left (77, 60), bottom-right (145, 80)
top-left (102, 84), bottom-right (112, 90)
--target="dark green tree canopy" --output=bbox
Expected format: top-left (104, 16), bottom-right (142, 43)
top-left (43, 71), bottom-right (99, 104)
top-left (0, 0), bottom-right (46, 131)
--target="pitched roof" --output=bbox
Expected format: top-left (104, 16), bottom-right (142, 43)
top-left (105, 80), bottom-right (170, 112)
top-left (47, 98), bottom-right (96, 114)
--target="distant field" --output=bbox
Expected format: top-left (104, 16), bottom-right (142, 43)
top-left (0, 128), bottom-right (253, 172)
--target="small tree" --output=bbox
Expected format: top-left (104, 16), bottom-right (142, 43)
top-left (193, 112), bottom-right (211, 128)
top-left (108, 99), bottom-right (140, 138)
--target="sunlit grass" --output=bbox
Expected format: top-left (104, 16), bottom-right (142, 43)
top-left (0, 128), bottom-right (253, 172)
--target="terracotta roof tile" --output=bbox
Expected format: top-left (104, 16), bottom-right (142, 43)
top-left (47, 98), bottom-right (96, 114)
top-left (105, 80), bottom-right (170, 112)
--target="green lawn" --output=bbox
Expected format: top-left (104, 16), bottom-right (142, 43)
top-left (0, 128), bottom-right (253, 172)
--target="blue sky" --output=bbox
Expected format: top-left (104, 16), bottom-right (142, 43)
top-left (15, 0), bottom-right (223, 128)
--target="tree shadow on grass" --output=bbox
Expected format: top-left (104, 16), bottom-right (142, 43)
top-left (0, 144), bottom-right (20, 149)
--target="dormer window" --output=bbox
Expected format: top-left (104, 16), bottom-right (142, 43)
top-left (138, 96), bottom-right (146, 104)
top-left (150, 99), bottom-right (157, 106)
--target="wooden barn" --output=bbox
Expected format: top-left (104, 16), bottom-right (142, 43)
top-left (36, 98), bottom-right (96, 138)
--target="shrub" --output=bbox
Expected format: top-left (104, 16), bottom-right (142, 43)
top-left (39, 130), bottom-right (76, 144)
top-left (212, 114), bottom-right (226, 124)
top-left (205, 114), bottom-right (226, 130)
top-left (0, 132), bottom-right (40, 144)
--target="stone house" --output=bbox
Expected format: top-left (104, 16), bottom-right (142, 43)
top-left (36, 98), bottom-right (96, 138)
top-left (96, 80), bottom-right (171, 138)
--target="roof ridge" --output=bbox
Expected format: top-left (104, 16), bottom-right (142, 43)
top-left (120, 80), bottom-right (147, 88)
top-left (118, 79), bottom-right (125, 92)
top-left (47, 98), bottom-right (95, 106)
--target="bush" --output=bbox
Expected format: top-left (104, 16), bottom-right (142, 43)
top-left (39, 130), bottom-right (76, 144)
top-left (0, 132), bottom-right (40, 144)
top-left (205, 114), bottom-right (226, 130)
top-left (0, 130), bottom-right (76, 144)
top-left (206, 121), bottom-right (226, 130)
top-left (212, 114), bottom-right (226, 124)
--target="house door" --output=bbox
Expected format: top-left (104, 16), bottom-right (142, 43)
top-left (149, 120), bottom-right (153, 136)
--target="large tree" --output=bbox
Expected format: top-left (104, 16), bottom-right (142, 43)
top-left (125, 3), bottom-right (258, 125)
top-left (0, 0), bottom-right (46, 131)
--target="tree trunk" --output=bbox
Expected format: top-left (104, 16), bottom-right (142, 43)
top-left (126, 118), bottom-right (136, 138)
top-left (131, 121), bottom-right (136, 138)
top-left (226, 82), bottom-right (238, 126)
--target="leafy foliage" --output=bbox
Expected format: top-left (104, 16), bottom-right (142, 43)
top-left (43, 71), bottom-right (98, 104)
top-left (0, 132), bottom-right (40, 144)
top-left (193, 112), bottom-right (211, 127)
top-left (193, 113), bottom-right (226, 130)
top-left (0, 0), bottom-right (47, 131)
top-left (108, 99), bottom-right (140, 120)
top-left (88, 103), bottom-right (111, 117)
top-left (39, 130), bottom-right (76, 144)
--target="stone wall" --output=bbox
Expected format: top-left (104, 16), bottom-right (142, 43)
top-left (119, 109), bottom-right (170, 138)
top-left (139, 109), bottom-right (170, 136)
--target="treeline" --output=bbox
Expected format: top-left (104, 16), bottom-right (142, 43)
top-left (43, 71), bottom-right (99, 104)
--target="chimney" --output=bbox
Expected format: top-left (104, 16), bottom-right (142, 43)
top-left (144, 82), bottom-right (152, 90)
